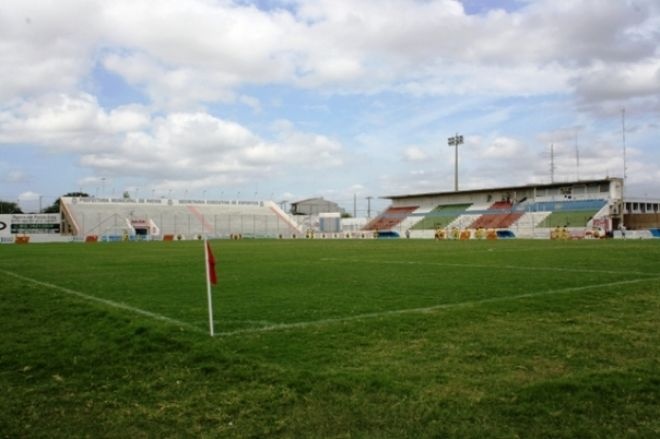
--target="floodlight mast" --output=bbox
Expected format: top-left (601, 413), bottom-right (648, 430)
top-left (447, 133), bottom-right (464, 191)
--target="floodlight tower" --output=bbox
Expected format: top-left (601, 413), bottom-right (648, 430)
top-left (447, 133), bottom-right (464, 191)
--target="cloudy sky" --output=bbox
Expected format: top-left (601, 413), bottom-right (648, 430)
top-left (1, 0), bottom-right (659, 213)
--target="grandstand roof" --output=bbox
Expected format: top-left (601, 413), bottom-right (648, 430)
top-left (383, 177), bottom-right (622, 200)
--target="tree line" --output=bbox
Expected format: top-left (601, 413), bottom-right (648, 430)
top-left (0, 192), bottom-right (89, 214)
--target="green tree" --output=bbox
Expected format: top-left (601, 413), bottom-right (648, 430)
top-left (0, 200), bottom-right (23, 214)
top-left (42, 192), bottom-right (89, 213)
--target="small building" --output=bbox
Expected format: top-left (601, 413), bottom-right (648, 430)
top-left (290, 197), bottom-right (345, 216)
top-left (319, 212), bottom-right (341, 233)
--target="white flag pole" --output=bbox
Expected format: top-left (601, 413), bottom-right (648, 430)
top-left (204, 237), bottom-right (215, 337)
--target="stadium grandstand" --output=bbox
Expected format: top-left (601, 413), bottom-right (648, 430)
top-left (3, 177), bottom-right (660, 243)
top-left (59, 196), bottom-right (303, 240)
top-left (363, 177), bottom-right (660, 239)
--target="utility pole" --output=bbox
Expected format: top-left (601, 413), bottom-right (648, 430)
top-left (366, 196), bottom-right (373, 219)
top-left (550, 143), bottom-right (555, 183)
top-left (447, 133), bottom-right (464, 191)
top-left (621, 108), bottom-right (627, 228)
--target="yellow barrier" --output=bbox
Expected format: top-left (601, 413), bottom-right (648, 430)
top-left (550, 227), bottom-right (570, 240)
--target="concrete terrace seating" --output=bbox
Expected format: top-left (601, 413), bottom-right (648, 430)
top-left (411, 204), bottom-right (472, 230)
top-left (529, 199), bottom-right (607, 212)
top-left (530, 199), bottom-right (607, 228)
top-left (510, 211), bottom-right (553, 238)
top-left (396, 206), bottom-right (433, 231)
top-left (447, 202), bottom-right (491, 230)
top-left (469, 201), bottom-right (524, 229)
top-left (61, 197), bottom-right (301, 238)
top-left (186, 202), bottom-right (301, 237)
top-left (363, 206), bottom-right (418, 231)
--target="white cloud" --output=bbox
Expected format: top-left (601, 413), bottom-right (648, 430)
top-left (238, 95), bottom-right (262, 113)
top-left (77, 176), bottom-right (108, 186)
top-left (0, 93), bottom-right (150, 151)
top-left (102, 53), bottom-right (239, 110)
top-left (481, 137), bottom-right (525, 159)
top-left (403, 146), bottom-right (428, 161)
top-left (1, 0), bottom-right (660, 202)
top-left (4, 169), bottom-right (26, 183)
top-left (0, 0), bottom-right (101, 101)
top-left (75, 112), bottom-right (344, 185)
top-left (103, 105), bottom-right (151, 133)
top-left (2, 0), bottom-right (659, 106)
top-left (18, 190), bottom-right (40, 200)
top-left (399, 62), bottom-right (571, 97)
top-left (573, 60), bottom-right (660, 107)
top-left (270, 122), bottom-right (344, 166)
top-left (0, 91), bottom-right (344, 187)
top-left (0, 163), bottom-right (28, 184)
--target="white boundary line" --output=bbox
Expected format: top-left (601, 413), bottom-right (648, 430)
top-left (217, 276), bottom-right (660, 337)
top-left (1, 269), bottom-right (204, 334)
top-left (5, 269), bottom-right (658, 339)
top-left (321, 257), bottom-right (658, 277)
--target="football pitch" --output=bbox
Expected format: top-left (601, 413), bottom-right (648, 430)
top-left (1, 239), bottom-right (659, 437)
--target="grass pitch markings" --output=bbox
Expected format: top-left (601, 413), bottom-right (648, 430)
top-left (0, 269), bottom-right (204, 334)
top-left (432, 242), bottom-right (660, 254)
top-left (321, 257), bottom-right (657, 277)
top-left (217, 276), bottom-right (660, 337)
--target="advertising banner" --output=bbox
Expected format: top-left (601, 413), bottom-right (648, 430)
top-left (0, 215), bottom-right (10, 238)
top-left (0, 214), bottom-right (61, 237)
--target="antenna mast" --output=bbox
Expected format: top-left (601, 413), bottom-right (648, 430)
top-left (622, 108), bottom-right (627, 181)
top-left (575, 129), bottom-right (580, 181)
top-left (621, 108), bottom-right (627, 228)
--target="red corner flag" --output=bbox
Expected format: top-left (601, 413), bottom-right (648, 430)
top-left (204, 239), bottom-right (217, 337)
top-left (206, 241), bottom-right (218, 285)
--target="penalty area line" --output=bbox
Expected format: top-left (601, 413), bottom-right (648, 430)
top-left (217, 276), bottom-right (660, 337)
top-left (1, 269), bottom-right (204, 334)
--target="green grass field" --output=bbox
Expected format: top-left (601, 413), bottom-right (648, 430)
top-left (1, 239), bottom-right (659, 437)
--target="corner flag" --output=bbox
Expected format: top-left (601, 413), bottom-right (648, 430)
top-left (206, 241), bottom-right (217, 285)
top-left (204, 238), bottom-right (217, 336)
